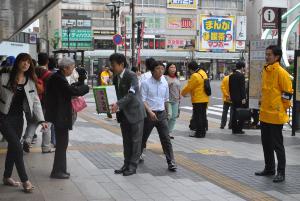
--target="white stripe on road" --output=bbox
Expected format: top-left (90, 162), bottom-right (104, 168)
top-left (180, 106), bottom-right (229, 117)
top-left (211, 97), bottom-right (223, 100)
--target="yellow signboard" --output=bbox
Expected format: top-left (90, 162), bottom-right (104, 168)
top-left (167, 0), bottom-right (197, 9)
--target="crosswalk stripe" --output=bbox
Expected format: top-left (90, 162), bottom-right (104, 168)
top-left (180, 106), bottom-right (229, 117)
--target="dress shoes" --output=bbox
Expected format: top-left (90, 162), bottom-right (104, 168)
top-left (189, 133), bottom-right (205, 138)
top-left (123, 169), bottom-right (136, 176)
top-left (220, 126), bottom-right (225, 129)
top-left (232, 131), bottom-right (245, 134)
top-left (273, 172), bottom-right (285, 183)
top-left (50, 172), bottom-right (70, 179)
top-left (168, 162), bottom-right (177, 172)
top-left (114, 165), bottom-right (127, 174)
top-left (255, 169), bottom-right (275, 176)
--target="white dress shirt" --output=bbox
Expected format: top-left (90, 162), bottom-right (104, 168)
top-left (141, 76), bottom-right (169, 111)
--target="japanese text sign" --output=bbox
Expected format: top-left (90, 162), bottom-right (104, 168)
top-left (199, 15), bottom-right (235, 52)
top-left (167, 16), bottom-right (196, 30)
top-left (167, 0), bottom-right (197, 9)
top-left (167, 38), bottom-right (195, 51)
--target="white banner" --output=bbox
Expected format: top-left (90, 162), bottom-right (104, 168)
top-left (236, 16), bottom-right (247, 40)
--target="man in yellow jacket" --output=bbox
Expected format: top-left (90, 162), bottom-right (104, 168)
top-left (181, 61), bottom-right (209, 138)
top-left (255, 45), bottom-right (293, 183)
top-left (220, 73), bottom-right (232, 129)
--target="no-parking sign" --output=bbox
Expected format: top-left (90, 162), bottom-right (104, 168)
top-left (113, 34), bottom-right (123, 45)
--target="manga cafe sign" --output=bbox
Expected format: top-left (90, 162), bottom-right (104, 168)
top-left (199, 15), bottom-right (235, 52)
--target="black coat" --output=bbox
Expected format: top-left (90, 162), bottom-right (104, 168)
top-left (45, 71), bottom-right (89, 130)
top-left (229, 70), bottom-right (246, 106)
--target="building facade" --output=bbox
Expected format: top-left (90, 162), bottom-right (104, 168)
top-left (40, 0), bottom-right (247, 76)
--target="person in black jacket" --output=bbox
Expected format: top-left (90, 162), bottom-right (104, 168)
top-left (229, 62), bottom-right (246, 134)
top-left (45, 57), bottom-right (89, 179)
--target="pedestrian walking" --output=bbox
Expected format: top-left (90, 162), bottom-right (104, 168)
top-left (255, 45), bottom-right (293, 183)
top-left (0, 53), bottom-right (47, 193)
top-left (109, 53), bottom-right (146, 176)
top-left (229, 62), bottom-right (246, 134)
top-left (181, 61), bottom-right (209, 138)
top-left (22, 53), bottom-right (53, 153)
top-left (141, 60), bottom-right (177, 171)
top-left (164, 63), bottom-right (181, 139)
top-left (45, 57), bottom-right (89, 179)
top-left (220, 73), bottom-right (233, 129)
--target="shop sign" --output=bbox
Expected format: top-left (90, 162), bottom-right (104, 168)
top-left (93, 30), bottom-right (115, 35)
top-left (167, 38), bottom-right (195, 51)
top-left (236, 16), bottom-right (247, 40)
top-left (235, 41), bottom-right (246, 50)
top-left (199, 15), bottom-right (235, 52)
top-left (167, 0), bottom-right (197, 9)
top-left (167, 16), bottom-right (196, 30)
top-left (62, 29), bottom-right (93, 42)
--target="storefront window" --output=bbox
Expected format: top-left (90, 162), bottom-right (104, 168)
top-left (94, 40), bottom-right (114, 50)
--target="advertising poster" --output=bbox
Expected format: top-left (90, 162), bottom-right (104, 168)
top-left (93, 86), bottom-right (117, 114)
top-left (167, 0), bottom-right (197, 9)
top-left (235, 40), bottom-right (246, 50)
top-left (167, 15), bottom-right (196, 30)
top-left (236, 16), bottom-right (247, 40)
top-left (167, 38), bottom-right (195, 51)
top-left (199, 15), bottom-right (236, 52)
top-left (249, 39), bottom-right (277, 109)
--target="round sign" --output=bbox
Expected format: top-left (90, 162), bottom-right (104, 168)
top-left (113, 34), bottom-right (123, 45)
top-left (264, 9), bottom-right (276, 23)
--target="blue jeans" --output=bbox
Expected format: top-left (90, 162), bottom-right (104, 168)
top-left (167, 102), bottom-right (179, 133)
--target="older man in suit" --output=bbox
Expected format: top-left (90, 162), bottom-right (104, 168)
top-left (229, 62), bottom-right (246, 134)
top-left (110, 53), bottom-right (146, 176)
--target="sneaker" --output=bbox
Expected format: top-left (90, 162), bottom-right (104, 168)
top-left (31, 135), bottom-right (37, 144)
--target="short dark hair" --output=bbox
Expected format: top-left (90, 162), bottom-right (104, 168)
top-left (109, 53), bottom-right (128, 68)
top-left (149, 60), bottom-right (164, 72)
top-left (236, 61), bottom-right (245, 70)
top-left (145, 57), bottom-right (155, 71)
top-left (187, 61), bottom-right (199, 71)
top-left (48, 57), bottom-right (57, 70)
top-left (266, 45), bottom-right (282, 62)
top-left (38, 53), bottom-right (49, 66)
top-left (164, 63), bottom-right (178, 78)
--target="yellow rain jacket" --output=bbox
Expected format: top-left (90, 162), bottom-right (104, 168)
top-left (100, 71), bottom-right (110, 85)
top-left (259, 62), bottom-right (293, 125)
top-left (181, 69), bottom-right (209, 103)
top-left (221, 75), bottom-right (231, 103)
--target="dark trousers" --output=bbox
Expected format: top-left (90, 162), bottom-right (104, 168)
top-left (193, 103), bottom-right (208, 136)
top-left (260, 122), bottom-right (285, 173)
top-left (120, 115), bottom-right (143, 170)
top-left (0, 114), bottom-right (28, 182)
top-left (231, 103), bottom-right (244, 133)
top-left (221, 102), bottom-right (233, 128)
top-left (142, 111), bottom-right (175, 163)
top-left (52, 127), bottom-right (69, 174)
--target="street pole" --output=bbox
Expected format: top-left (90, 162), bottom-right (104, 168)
top-left (114, 5), bottom-right (117, 53)
top-left (131, 0), bottom-right (135, 68)
top-left (277, 8), bottom-right (282, 48)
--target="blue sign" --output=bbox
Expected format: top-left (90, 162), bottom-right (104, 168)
top-left (113, 34), bottom-right (123, 45)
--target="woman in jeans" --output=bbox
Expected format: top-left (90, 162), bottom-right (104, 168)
top-left (164, 63), bottom-right (181, 139)
top-left (0, 53), bottom-right (47, 193)
top-left (45, 57), bottom-right (89, 179)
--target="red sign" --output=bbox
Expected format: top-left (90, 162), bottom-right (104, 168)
top-left (113, 34), bottom-right (123, 45)
top-left (181, 18), bottom-right (192, 29)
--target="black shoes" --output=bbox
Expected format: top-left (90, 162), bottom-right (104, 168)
top-left (255, 169), bottom-right (275, 176)
top-left (232, 131), bottom-right (245, 134)
top-left (123, 169), bottom-right (136, 176)
top-left (220, 126), bottom-right (225, 129)
top-left (23, 141), bottom-right (30, 153)
top-left (50, 172), bottom-right (70, 179)
top-left (189, 134), bottom-right (205, 138)
top-left (273, 172), bottom-right (285, 183)
top-left (168, 162), bottom-right (177, 172)
top-left (114, 165), bottom-right (127, 174)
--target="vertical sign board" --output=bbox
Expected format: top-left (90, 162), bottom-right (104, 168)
top-left (93, 86), bottom-right (118, 114)
top-left (199, 15), bottom-right (235, 52)
top-left (293, 50), bottom-right (300, 136)
top-left (262, 7), bottom-right (279, 29)
top-left (249, 39), bottom-right (277, 109)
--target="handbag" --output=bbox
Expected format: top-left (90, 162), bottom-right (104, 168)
top-left (236, 108), bottom-right (251, 121)
top-left (198, 73), bottom-right (212, 96)
top-left (71, 96), bottom-right (87, 112)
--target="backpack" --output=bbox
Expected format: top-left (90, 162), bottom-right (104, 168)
top-left (36, 70), bottom-right (52, 100)
top-left (198, 72), bottom-right (211, 96)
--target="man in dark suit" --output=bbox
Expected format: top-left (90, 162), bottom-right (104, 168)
top-left (229, 62), bottom-right (246, 134)
top-left (110, 53), bottom-right (146, 176)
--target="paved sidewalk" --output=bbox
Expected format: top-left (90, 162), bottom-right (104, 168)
top-left (0, 92), bottom-right (299, 201)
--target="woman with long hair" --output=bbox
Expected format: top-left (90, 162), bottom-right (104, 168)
top-left (0, 53), bottom-right (47, 193)
top-left (164, 63), bottom-right (181, 139)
